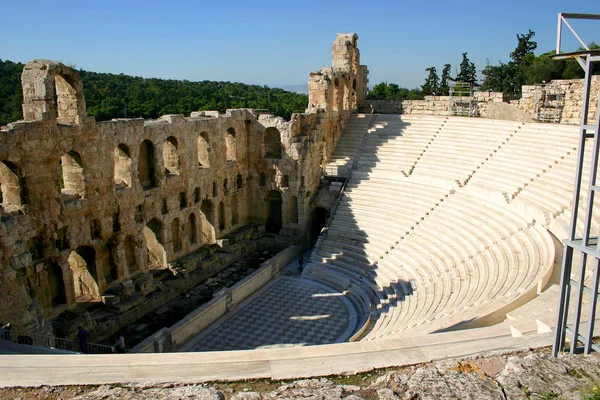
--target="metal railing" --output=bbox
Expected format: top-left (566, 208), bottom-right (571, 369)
top-left (1, 330), bottom-right (114, 354)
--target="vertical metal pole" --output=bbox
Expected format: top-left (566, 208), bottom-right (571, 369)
top-left (585, 258), bottom-right (600, 353)
top-left (581, 57), bottom-right (596, 246)
top-left (556, 14), bottom-right (563, 55)
top-left (554, 245), bottom-right (574, 355)
top-left (570, 253), bottom-right (588, 352)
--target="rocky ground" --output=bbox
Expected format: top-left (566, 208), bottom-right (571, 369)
top-left (2, 348), bottom-right (600, 399)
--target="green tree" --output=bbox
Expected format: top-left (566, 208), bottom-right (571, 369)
top-left (367, 82), bottom-right (424, 100)
top-left (439, 64), bottom-right (452, 95)
top-left (422, 67), bottom-right (440, 95)
top-left (455, 53), bottom-right (477, 84)
top-left (510, 29), bottom-right (537, 64)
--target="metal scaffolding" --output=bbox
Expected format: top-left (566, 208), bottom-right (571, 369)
top-left (552, 13), bottom-right (600, 356)
top-left (534, 84), bottom-right (565, 123)
top-left (449, 82), bottom-right (478, 117)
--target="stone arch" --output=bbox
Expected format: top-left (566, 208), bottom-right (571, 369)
top-left (189, 213), bottom-right (197, 244)
top-left (163, 136), bottom-right (181, 175)
top-left (288, 195), bottom-right (299, 224)
top-left (68, 246), bottom-right (99, 302)
top-left (0, 161), bottom-right (22, 209)
top-left (264, 127), bottom-right (282, 159)
top-left (60, 150), bottom-right (85, 200)
top-left (171, 218), bottom-right (182, 252)
top-left (124, 235), bottom-right (138, 274)
top-left (114, 144), bottom-right (132, 189)
top-left (47, 262), bottom-right (66, 308)
top-left (226, 127), bottom-right (237, 162)
top-left (139, 140), bottom-right (156, 188)
top-left (198, 131), bottom-right (210, 167)
top-left (218, 201), bottom-right (226, 230)
top-left (266, 190), bottom-right (283, 234)
top-left (144, 218), bottom-right (167, 270)
top-left (21, 59), bottom-right (87, 124)
top-left (231, 194), bottom-right (238, 226)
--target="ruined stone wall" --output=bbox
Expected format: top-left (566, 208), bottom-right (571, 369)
top-left (358, 93), bottom-right (504, 116)
top-left (0, 33), bottom-right (367, 336)
top-left (511, 76), bottom-right (599, 124)
top-left (358, 77), bottom-right (598, 124)
top-left (307, 33), bottom-right (368, 113)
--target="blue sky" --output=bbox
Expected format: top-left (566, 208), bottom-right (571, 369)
top-left (1, 0), bottom-right (598, 89)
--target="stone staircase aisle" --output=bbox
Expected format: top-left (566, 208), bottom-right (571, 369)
top-left (324, 114), bottom-right (373, 178)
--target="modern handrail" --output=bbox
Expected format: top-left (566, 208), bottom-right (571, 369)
top-left (1, 330), bottom-right (115, 354)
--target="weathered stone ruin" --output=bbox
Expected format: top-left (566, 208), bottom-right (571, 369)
top-left (0, 34), bottom-right (367, 342)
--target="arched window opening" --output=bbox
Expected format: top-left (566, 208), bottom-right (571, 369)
top-left (223, 178), bottom-right (228, 195)
top-left (198, 131), bottom-right (210, 167)
top-left (194, 188), bottom-right (201, 203)
top-left (226, 128), bottom-right (237, 162)
top-left (138, 140), bottom-right (156, 189)
top-left (60, 151), bottom-right (85, 200)
top-left (68, 246), bottom-right (99, 302)
top-left (144, 218), bottom-right (167, 270)
top-left (288, 196), bottom-right (299, 224)
top-left (201, 200), bottom-right (214, 226)
top-left (333, 78), bottom-right (340, 112)
top-left (212, 182), bottom-right (217, 197)
top-left (47, 263), bottom-right (66, 308)
top-left (0, 161), bottom-right (22, 210)
top-left (264, 127), bottom-right (282, 159)
top-left (54, 74), bottom-right (80, 124)
top-left (218, 201), bottom-right (226, 230)
top-left (281, 175), bottom-right (289, 188)
top-left (171, 218), bottom-right (182, 252)
top-left (114, 144), bottom-right (132, 189)
top-left (344, 78), bottom-right (352, 110)
top-left (231, 195), bottom-right (238, 226)
top-left (236, 174), bottom-right (243, 189)
top-left (352, 79), bottom-right (357, 109)
top-left (163, 136), bottom-right (180, 176)
top-left (266, 190), bottom-right (283, 234)
top-left (124, 235), bottom-right (138, 274)
top-left (189, 213), bottom-right (197, 244)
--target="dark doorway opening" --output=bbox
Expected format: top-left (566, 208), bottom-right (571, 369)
top-left (266, 190), bottom-right (282, 234)
top-left (311, 207), bottom-right (329, 245)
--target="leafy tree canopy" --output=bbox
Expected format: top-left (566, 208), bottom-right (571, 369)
top-left (456, 53), bottom-right (477, 84)
top-left (439, 64), bottom-right (452, 96)
top-left (0, 59), bottom-right (308, 126)
top-left (367, 82), bottom-right (424, 100)
top-left (421, 67), bottom-right (440, 95)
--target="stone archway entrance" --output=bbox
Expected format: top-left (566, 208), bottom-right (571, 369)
top-left (144, 218), bottom-right (167, 270)
top-left (68, 246), bottom-right (100, 302)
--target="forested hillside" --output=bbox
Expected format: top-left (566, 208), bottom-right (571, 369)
top-left (0, 59), bottom-right (308, 125)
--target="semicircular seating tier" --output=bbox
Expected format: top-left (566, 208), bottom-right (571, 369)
top-left (303, 113), bottom-right (597, 340)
